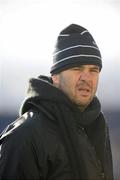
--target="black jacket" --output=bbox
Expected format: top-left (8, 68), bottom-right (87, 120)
top-left (0, 76), bottom-right (113, 180)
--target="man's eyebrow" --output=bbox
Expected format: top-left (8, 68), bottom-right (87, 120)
top-left (91, 66), bottom-right (99, 69)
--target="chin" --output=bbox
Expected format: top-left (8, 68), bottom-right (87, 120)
top-left (76, 99), bottom-right (91, 107)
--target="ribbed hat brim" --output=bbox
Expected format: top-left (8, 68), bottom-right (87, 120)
top-left (50, 55), bottom-right (102, 74)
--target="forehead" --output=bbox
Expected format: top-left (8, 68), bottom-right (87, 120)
top-left (59, 65), bottom-right (100, 76)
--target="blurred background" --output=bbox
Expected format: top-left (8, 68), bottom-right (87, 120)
top-left (0, 0), bottom-right (120, 179)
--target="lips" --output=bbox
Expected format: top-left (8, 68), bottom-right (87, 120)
top-left (78, 87), bottom-right (91, 96)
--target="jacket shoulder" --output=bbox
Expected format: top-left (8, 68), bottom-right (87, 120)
top-left (0, 109), bottom-right (46, 144)
top-left (0, 109), bottom-right (52, 179)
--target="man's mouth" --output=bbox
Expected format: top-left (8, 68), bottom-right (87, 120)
top-left (78, 87), bottom-right (91, 96)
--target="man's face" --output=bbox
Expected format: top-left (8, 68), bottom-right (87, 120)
top-left (52, 65), bottom-right (100, 110)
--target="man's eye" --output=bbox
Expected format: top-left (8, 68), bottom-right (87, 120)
top-left (73, 68), bottom-right (80, 70)
top-left (91, 69), bottom-right (99, 73)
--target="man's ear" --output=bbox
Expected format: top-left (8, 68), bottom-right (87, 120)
top-left (51, 74), bottom-right (60, 87)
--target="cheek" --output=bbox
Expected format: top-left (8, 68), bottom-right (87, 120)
top-left (93, 77), bottom-right (99, 91)
top-left (64, 78), bottom-right (76, 96)
top-left (68, 80), bottom-right (77, 97)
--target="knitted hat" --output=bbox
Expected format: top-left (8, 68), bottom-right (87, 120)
top-left (50, 24), bottom-right (102, 75)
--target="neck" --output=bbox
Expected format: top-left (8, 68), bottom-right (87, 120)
top-left (78, 106), bottom-right (86, 112)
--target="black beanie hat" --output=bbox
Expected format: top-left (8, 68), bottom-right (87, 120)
top-left (50, 24), bottom-right (102, 75)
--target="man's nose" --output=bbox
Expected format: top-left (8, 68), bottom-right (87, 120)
top-left (80, 71), bottom-right (90, 81)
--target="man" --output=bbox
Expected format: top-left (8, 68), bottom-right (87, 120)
top-left (0, 24), bottom-right (113, 179)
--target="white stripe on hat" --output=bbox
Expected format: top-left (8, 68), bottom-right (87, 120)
top-left (53, 45), bottom-right (99, 56)
top-left (81, 30), bottom-right (89, 35)
top-left (53, 54), bottom-right (101, 66)
top-left (59, 34), bottom-right (70, 37)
